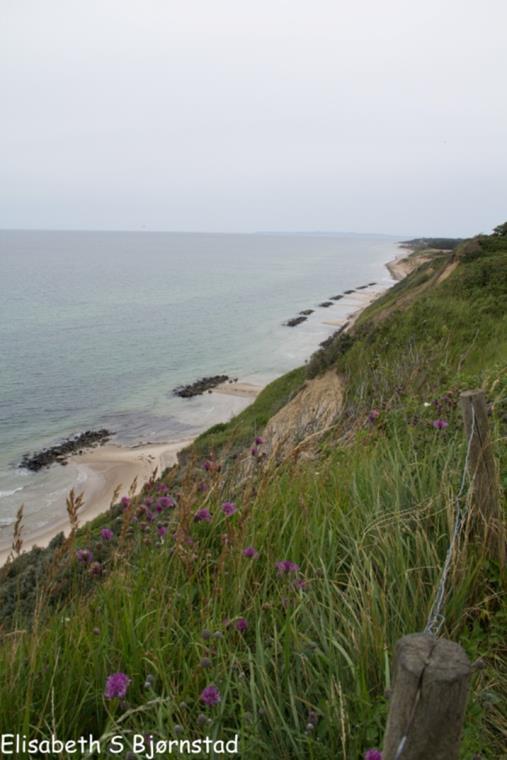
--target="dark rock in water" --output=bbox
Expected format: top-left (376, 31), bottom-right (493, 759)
top-left (343, 289), bottom-right (355, 294)
top-left (20, 428), bottom-right (112, 472)
top-left (330, 295), bottom-right (343, 301)
top-left (299, 309), bottom-right (314, 316)
top-left (368, 282), bottom-right (377, 286)
top-left (356, 284), bottom-right (368, 289)
top-left (285, 316), bottom-right (307, 327)
top-left (319, 301), bottom-right (333, 307)
top-left (173, 375), bottom-right (229, 398)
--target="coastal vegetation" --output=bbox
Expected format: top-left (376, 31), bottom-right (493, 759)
top-left (0, 229), bottom-right (506, 757)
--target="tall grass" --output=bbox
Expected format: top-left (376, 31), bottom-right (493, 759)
top-left (0, 233), bottom-right (505, 758)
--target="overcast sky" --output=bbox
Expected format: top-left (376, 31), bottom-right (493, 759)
top-left (1, 1), bottom-right (506, 236)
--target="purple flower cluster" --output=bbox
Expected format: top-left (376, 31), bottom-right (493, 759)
top-left (276, 560), bottom-right (300, 575)
top-left (222, 501), bottom-right (237, 516)
top-left (104, 672), bottom-right (130, 700)
top-left (200, 684), bottom-right (221, 706)
top-left (243, 546), bottom-right (258, 558)
top-left (364, 750), bottom-right (382, 760)
top-left (156, 496), bottom-right (176, 512)
top-left (76, 548), bottom-right (93, 564)
top-left (235, 617), bottom-right (248, 633)
top-left (194, 508), bottom-right (212, 523)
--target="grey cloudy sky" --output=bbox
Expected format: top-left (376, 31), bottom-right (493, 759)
top-left (1, 0), bottom-right (506, 236)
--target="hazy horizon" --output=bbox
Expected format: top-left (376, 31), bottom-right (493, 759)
top-left (2, 1), bottom-right (506, 237)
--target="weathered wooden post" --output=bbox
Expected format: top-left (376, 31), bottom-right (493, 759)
top-left (460, 389), bottom-right (505, 565)
top-left (383, 634), bottom-right (472, 759)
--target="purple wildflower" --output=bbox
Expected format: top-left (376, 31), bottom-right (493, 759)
top-left (235, 617), bottom-right (248, 633)
top-left (120, 496), bottom-right (131, 508)
top-left (251, 447), bottom-right (258, 457)
top-left (242, 546), bottom-right (258, 558)
top-left (276, 560), bottom-right (300, 575)
top-left (157, 483), bottom-right (168, 494)
top-left (100, 528), bottom-right (114, 541)
top-left (222, 501), bottom-right (237, 516)
top-left (90, 561), bottom-right (102, 576)
top-left (157, 496), bottom-right (176, 511)
top-left (194, 508), bottom-right (212, 523)
top-left (432, 418), bottom-right (449, 430)
top-left (203, 459), bottom-right (213, 472)
top-left (76, 548), bottom-right (93, 564)
top-left (104, 672), bottom-right (131, 700)
top-left (368, 409), bottom-right (380, 423)
top-left (200, 684), bottom-right (221, 706)
top-left (255, 436), bottom-right (265, 445)
top-left (364, 750), bottom-right (382, 760)
top-left (158, 525), bottom-right (168, 538)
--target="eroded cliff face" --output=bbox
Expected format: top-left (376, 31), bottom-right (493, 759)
top-left (238, 370), bottom-right (344, 478)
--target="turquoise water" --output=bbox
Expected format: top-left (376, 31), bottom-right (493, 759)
top-left (0, 230), bottom-right (398, 534)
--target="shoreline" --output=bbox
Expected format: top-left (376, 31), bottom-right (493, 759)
top-left (0, 249), bottom-right (406, 565)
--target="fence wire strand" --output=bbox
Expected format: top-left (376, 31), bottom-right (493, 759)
top-left (394, 406), bottom-right (476, 759)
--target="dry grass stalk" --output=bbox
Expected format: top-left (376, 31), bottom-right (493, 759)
top-left (9, 504), bottom-right (25, 561)
top-left (66, 489), bottom-right (84, 535)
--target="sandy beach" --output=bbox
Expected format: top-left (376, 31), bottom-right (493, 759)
top-left (0, 439), bottom-right (193, 565)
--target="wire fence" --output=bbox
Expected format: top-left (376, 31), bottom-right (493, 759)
top-left (393, 406), bottom-right (477, 760)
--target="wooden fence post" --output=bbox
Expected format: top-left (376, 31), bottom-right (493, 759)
top-left (460, 389), bottom-right (505, 566)
top-left (383, 634), bottom-right (471, 760)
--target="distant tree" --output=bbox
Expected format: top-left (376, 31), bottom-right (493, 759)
top-left (493, 221), bottom-right (507, 236)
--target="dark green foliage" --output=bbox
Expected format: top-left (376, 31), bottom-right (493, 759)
top-left (306, 331), bottom-right (355, 378)
top-left (493, 221), bottom-right (507, 237)
top-left (400, 237), bottom-right (464, 250)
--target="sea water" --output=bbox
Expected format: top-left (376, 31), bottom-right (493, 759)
top-left (0, 230), bottom-right (399, 537)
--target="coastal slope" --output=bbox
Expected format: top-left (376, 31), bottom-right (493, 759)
top-left (0, 230), bottom-right (506, 758)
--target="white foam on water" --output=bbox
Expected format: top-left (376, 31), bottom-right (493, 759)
top-left (0, 487), bottom-right (23, 499)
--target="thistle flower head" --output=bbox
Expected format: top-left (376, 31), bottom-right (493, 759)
top-left (76, 548), bottom-right (93, 564)
top-left (157, 496), bottom-right (176, 511)
top-left (100, 528), bottom-right (114, 541)
top-left (276, 560), bottom-right (300, 575)
top-left (242, 546), bottom-right (258, 558)
top-left (432, 418), bottom-right (449, 430)
top-left (200, 684), bottom-right (221, 706)
top-left (90, 561), bottom-right (103, 576)
top-left (222, 501), bottom-right (237, 516)
top-left (364, 750), bottom-right (382, 760)
top-left (194, 508), bottom-right (212, 523)
top-left (104, 672), bottom-right (130, 699)
top-left (235, 617), bottom-right (248, 633)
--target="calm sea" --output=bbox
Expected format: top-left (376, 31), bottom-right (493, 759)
top-left (0, 230), bottom-right (399, 536)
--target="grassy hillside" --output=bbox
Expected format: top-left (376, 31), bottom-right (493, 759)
top-left (0, 231), bottom-right (505, 758)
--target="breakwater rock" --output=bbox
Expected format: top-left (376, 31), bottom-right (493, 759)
top-left (21, 429), bottom-right (112, 471)
top-left (173, 375), bottom-right (229, 398)
top-left (285, 316), bottom-right (307, 327)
